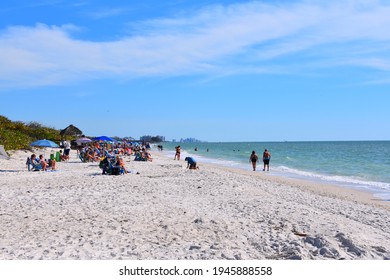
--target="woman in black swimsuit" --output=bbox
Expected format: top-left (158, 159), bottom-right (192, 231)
top-left (249, 150), bottom-right (258, 171)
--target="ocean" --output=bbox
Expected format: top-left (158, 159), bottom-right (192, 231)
top-left (159, 141), bottom-right (390, 201)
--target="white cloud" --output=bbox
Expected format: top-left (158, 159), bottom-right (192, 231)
top-left (85, 7), bottom-right (130, 20)
top-left (1, 0), bottom-right (390, 89)
top-left (347, 58), bottom-right (390, 71)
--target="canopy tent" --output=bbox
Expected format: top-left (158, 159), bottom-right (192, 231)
top-left (30, 139), bottom-right (59, 148)
top-left (60, 125), bottom-right (83, 140)
top-left (0, 145), bottom-right (10, 160)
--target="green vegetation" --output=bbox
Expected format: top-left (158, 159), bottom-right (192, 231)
top-left (0, 115), bottom-right (61, 150)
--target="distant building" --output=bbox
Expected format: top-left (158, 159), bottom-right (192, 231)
top-left (179, 137), bottom-right (202, 143)
top-left (140, 135), bottom-right (165, 143)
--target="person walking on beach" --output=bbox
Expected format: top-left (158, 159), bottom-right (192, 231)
top-left (63, 140), bottom-right (71, 161)
top-left (262, 149), bottom-right (271, 171)
top-left (249, 150), bottom-right (259, 171)
top-left (174, 146), bottom-right (181, 160)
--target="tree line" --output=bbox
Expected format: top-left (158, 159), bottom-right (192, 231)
top-left (0, 115), bottom-right (61, 150)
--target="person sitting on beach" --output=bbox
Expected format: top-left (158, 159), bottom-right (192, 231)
top-left (263, 149), bottom-right (271, 171)
top-left (174, 146), bottom-right (181, 160)
top-left (99, 156), bottom-right (110, 174)
top-left (45, 156), bottom-right (57, 170)
top-left (86, 148), bottom-right (99, 162)
top-left (249, 150), bottom-right (259, 171)
top-left (84, 148), bottom-right (93, 161)
top-left (104, 149), bottom-right (116, 160)
top-left (134, 151), bottom-right (145, 161)
top-left (26, 154), bottom-right (41, 171)
top-left (78, 148), bottom-right (88, 162)
top-left (185, 157), bottom-right (199, 170)
top-left (124, 146), bottom-right (132, 156)
top-left (58, 150), bottom-right (64, 161)
top-left (38, 154), bottom-right (48, 171)
top-left (143, 151), bottom-right (153, 162)
top-left (115, 156), bottom-right (128, 174)
top-left (133, 150), bottom-right (152, 162)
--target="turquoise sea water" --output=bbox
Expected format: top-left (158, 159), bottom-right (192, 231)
top-left (160, 141), bottom-right (390, 201)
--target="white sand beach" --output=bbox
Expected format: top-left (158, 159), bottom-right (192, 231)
top-left (0, 148), bottom-right (389, 260)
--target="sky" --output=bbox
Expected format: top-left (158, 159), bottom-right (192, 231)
top-left (1, 0), bottom-right (390, 142)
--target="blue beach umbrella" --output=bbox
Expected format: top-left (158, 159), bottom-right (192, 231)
top-left (92, 136), bottom-right (114, 142)
top-left (30, 139), bottom-right (59, 148)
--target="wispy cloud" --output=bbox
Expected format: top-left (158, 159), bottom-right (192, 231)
top-left (85, 7), bottom-right (130, 20)
top-left (0, 0), bottom-right (64, 13)
top-left (70, 1), bottom-right (89, 8)
top-left (1, 0), bottom-right (390, 89)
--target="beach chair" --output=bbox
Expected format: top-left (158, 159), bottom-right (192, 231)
top-left (26, 157), bottom-right (42, 171)
top-left (134, 152), bottom-right (147, 161)
top-left (99, 157), bottom-right (124, 175)
top-left (108, 159), bottom-right (125, 175)
top-left (104, 150), bottom-right (116, 160)
top-left (78, 152), bottom-right (88, 162)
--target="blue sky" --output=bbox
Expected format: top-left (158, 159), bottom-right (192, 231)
top-left (1, 0), bottom-right (390, 142)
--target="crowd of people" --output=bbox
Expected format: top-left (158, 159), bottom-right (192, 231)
top-left (26, 140), bottom-right (153, 174)
top-left (77, 142), bottom-right (152, 163)
top-left (25, 139), bottom-right (271, 174)
top-left (77, 142), bottom-right (153, 175)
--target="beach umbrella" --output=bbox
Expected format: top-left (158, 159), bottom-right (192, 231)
top-left (92, 136), bottom-right (114, 142)
top-left (30, 140), bottom-right (59, 159)
top-left (75, 137), bottom-right (92, 144)
top-left (30, 139), bottom-right (59, 148)
top-left (0, 145), bottom-right (10, 160)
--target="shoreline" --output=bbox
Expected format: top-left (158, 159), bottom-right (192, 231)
top-left (161, 142), bottom-right (390, 202)
top-left (161, 149), bottom-right (390, 210)
top-left (1, 148), bottom-right (389, 260)
top-left (195, 161), bottom-right (390, 211)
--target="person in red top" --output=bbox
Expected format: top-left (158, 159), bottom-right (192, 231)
top-left (262, 149), bottom-right (271, 171)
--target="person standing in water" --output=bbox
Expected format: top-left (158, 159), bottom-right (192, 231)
top-left (262, 149), bottom-right (271, 171)
top-left (249, 150), bottom-right (259, 171)
top-left (174, 146), bottom-right (181, 160)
